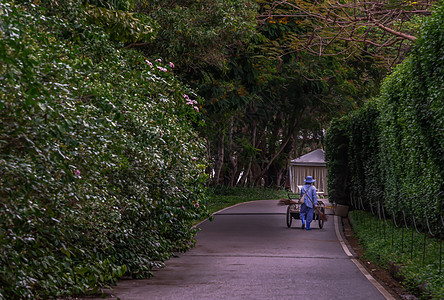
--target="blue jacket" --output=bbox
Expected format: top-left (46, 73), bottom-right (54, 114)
top-left (300, 184), bottom-right (317, 208)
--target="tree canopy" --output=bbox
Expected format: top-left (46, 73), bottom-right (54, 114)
top-left (133, 0), bottom-right (395, 187)
top-left (258, 0), bottom-right (438, 67)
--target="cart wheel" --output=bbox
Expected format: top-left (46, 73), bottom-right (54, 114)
top-left (318, 207), bottom-right (325, 229)
top-left (286, 205), bottom-right (292, 228)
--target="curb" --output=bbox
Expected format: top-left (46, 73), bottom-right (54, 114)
top-left (334, 215), bottom-right (396, 300)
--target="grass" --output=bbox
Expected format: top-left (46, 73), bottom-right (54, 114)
top-left (349, 210), bottom-right (444, 299)
top-left (203, 186), bottom-right (289, 216)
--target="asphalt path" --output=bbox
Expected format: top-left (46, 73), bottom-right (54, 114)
top-left (101, 200), bottom-right (393, 300)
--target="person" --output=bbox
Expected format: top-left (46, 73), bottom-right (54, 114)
top-left (299, 176), bottom-right (318, 230)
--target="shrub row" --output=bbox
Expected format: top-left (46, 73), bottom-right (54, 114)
top-left (325, 3), bottom-right (443, 223)
top-left (0, 1), bottom-right (208, 298)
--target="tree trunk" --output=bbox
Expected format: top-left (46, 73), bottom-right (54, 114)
top-left (276, 169), bottom-right (284, 188)
top-left (253, 109), bottom-right (304, 186)
top-left (212, 133), bottom-right (225, 185)
top-left (238, 122), bottom-right (256, 186)
top-left (228, 116), bottom-right (237, 187)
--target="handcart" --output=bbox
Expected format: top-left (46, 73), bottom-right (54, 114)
top-left (285, 193), bottom-right (325, 229)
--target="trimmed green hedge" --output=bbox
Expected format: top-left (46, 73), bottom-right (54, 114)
top-left (0, 1), bottom-right (208, 298)
top-left (324, 115), bottom-right (350, 205)
top-left (377, 2), bottom-right (443, 219)
top-left (325, 2), bottom-right (443, 220)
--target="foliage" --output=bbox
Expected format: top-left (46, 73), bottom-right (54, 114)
top-left (0, 1), bottom-right (208, 298)
top-left (204, 1), bottom-right (387, 187)
top-left (84, 4), bottom-right (158, 44)
top-left (85, 0), bottom-right (138, 11)
top-left (324, 116), bottom-right (351, 205)
top-left (325, 2), bottom-right (443, 220)
top-left (204, 0), bottom-right (386, 187)
top-left (257, 0), bottom-right (438, 68)
top-left (325, 101), bottom-right (381, 206)
top-left (350, 211), bottom-right (444, 299)
top-left (377, 1), bottom-right (444, 220)
top-left (136, 0), bottom-right (258, 70)
top-left (129, 0), bottom-right (385, 188)
top-left (348, 101), bottom-right (382, 206)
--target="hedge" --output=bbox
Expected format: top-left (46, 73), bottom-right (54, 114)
top-left (0, 1), bottom-right (208, 298)
top-left (324, 115), bottom-right (350, 205)
top-left (325, 2), bottom-right (443, 221)
top-left (378, 2), bottom-right (443, 220)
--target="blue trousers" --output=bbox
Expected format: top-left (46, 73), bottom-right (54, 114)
top-left (300, 203), bottom-right (314, 223)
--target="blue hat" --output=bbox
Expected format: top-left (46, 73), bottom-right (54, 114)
top-left (304, 176), bottom-right (316, 183)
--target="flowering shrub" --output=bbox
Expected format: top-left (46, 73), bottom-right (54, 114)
top-left (0, 1), bottom-right (208, 298)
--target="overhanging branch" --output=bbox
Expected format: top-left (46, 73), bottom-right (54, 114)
top-left (375, 22), bottom-right (417, 42)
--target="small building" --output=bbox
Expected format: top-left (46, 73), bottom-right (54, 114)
top-left (289, 148), bottom-right (327, 196)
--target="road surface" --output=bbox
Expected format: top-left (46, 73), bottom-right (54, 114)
top-left (99, 200), bottom-right (395, 300)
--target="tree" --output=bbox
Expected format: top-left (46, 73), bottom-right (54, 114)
top-left (130, 0), bottom-right (390, 188)
top-left (133, 0), bottom-right (258, 71)
top-left (257, 0), bottom-right (438, 68)
top-left (202, 16), bottom-right (372, 187)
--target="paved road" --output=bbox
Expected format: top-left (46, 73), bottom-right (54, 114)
top-left (102, 200), bottom-right (393, 299)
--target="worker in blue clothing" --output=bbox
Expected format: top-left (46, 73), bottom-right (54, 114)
top-left (299, 176), bottom-right (318, 230)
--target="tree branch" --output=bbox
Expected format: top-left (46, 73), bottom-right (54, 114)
top-left (374, 22), bottom-right (417, 42)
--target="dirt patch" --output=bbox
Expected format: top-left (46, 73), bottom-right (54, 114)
top-left (341, 217), bottom-right (418, 300)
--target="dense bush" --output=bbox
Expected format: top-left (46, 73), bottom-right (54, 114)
top-left (324, 116), bottom-right (350, 205)
top-left (325, 2), bottom-right (443, 219)
top-left (377, 2), bottom-right (443, 219)
top-left (0, 1), bottom-right (208, 298)
top-left (325, 101), bottom-right (381, 206)
top-left (347, 101), bottom-right (381, 206)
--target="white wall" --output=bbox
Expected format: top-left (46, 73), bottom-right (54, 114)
top-left (290, 165), bottom-right (327, 196)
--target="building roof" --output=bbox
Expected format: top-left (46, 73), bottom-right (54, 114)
top-left (290, 148), bottom-right (326, 166)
